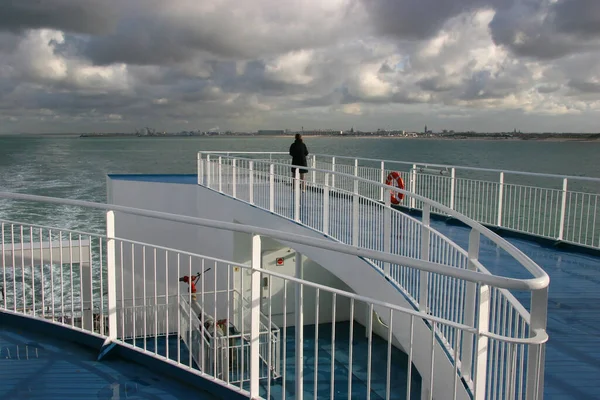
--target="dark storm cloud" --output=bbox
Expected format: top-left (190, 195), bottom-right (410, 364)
top-left (417, 77), bottom-right (459, 92)
top-left (568, 79), bottom-right (600, 94)
top-left (28, 90), bottom-right (137, 113)
top-left (79, 0), bottom-right (362, 66)
top-left (553, 0), bottom-right (600, 39)
top-left (537, 84), bottom-right (561, 94)
top-left (490, 0), bottom-right (600, 59)
top-left (458, 68), bottom-right (528, 101)
top-left (0, 32), bottom-right (20, 53)
top-left (0, 0), bottom-right (118, 35)
top-left (361, 0), bottom-right (510, 40)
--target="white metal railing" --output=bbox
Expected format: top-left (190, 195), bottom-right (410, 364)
top-left (0, 191), bottom-right (548, 400)
top-left (322, 154), bottom-right (600, 249)
top-left (176, 289), bottom-right (281, 383)
top-left (198, 152), bottom-right (600, 249)
top-left (197, 151), bottom-right (550, 399)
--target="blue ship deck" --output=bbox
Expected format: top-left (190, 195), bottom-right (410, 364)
top-left (0, 322), bottom-right (218, 400)
top-left (109, 174), bottom-right (600, 399)
top-left (123, 322), bottom-right (422, 400)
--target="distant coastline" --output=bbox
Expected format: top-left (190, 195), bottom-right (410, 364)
top-left (2, 132), bottom-right (599, 142)
top-left (75, 132), bottom-right (600, 142)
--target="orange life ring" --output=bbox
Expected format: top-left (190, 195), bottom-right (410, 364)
top-left (385, 171), bottom-right (405, 205)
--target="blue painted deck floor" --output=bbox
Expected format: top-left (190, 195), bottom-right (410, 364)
top-left (128, 322), bottom-right (421, 400)
top-left (257, 322), bottom-right (421, 400)
top-left (0, 324), bottom-right (218, 400)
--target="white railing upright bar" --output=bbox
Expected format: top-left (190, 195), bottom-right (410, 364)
top-left (196, 153), bottom-right (204, 185)
top-left (311, 155), bottom-right (316, 184)
top-left (352, 178), bottom-right (359, 247)
top-left (380, 161), bottom-right (385, 202)
top-left (232, 159), bottom-right (237, 198)
top-left (462, 229), bottom-right (481, 384)
top-left (106, 210), bottom-right (118, 340)
top-left (526, 286), bottom-right (549, 400)
top-left (411, 164), bottom-right (417, 209)
top-left (206, 155), bottom-right (211, 187)
top-left (249, 161), bottom-right (254, 204)
top-left (558, 178), bottom-right (568, 240)
top-left (295, 252), bottom-right (304, 400)
top-left (250, 234), bottom-right (262, 398)
top-left (218, 156), bottom-right (223, 193)
top-left (383, 194), bottom-right (391, 277)
top-left (419, 204), bottom-right (431, 313)
top-left (323, 174), bottom-right (330, 235)
top-left (269, 164), bottom-right (275, 212)
top-left (497, 172), bottom-right (504, 227)
top-left (450, 168), bottom-right (456, 210)
top-left (294, 169), bottom-right (300, 222)
top-left (331, 157), bottom-right (336, 189)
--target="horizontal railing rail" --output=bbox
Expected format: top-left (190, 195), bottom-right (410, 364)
top-left (0, 191), bottom-right (548, 400)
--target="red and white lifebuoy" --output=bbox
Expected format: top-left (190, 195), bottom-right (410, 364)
top-left (385, 171), bottom-right (405, 205)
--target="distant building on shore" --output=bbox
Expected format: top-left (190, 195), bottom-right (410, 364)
top-left (257, 130), bottom-right (286, 135)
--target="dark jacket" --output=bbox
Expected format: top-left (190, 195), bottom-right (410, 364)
top-left (289, 140), bottom-right (309, 172)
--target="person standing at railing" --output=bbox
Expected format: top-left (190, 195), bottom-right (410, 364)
top-left (289, 133), bottom-right (309, 192)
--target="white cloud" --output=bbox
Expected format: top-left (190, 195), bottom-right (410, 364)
top-left (341, 103), bottom-right (362, 115)
top-left (1, 0), bottom-right (600, 133)
top-left (265, 50), bottom-right (315, 85)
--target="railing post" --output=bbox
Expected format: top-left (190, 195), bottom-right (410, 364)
top-left (295, 252), bottom-right (304, 400)
top-left (311, 155), bottom-right (316, 184)
top-left (383, 194), bottom-right (391, 276)
top-left (419, 204), bottom-right (430, 313)
top-left (106, 210), bottom-right (118, 341)
top-left (323, 174), bottom-right (330, 235)
top-left (197, 153), bottom-right (203, 185)
top-left (473, 283), bottom-right (490, 400)
top-left (249, 234), bottom-right (262, 398)
top-left (380, 161), bottom-right (385, 202)
top-left (558, 178), bottom-right (568, 240)
top-left (218, 156), bottom-right (223, 193)
top-left (450, 168), bottom-right (456, 210)
top-left (353, 178), bottom-right (359, 247)
top-left (206, 155), bottom-right (211, 188)
top-left (410, 164), bottom-right (417, 209)
top-left (462, 229), bottom-right (481, 383)
top-left (294, 169), bottom-right (301, 222)
top-left (526, 287), bottom-right (548, 400)
top-left (497, 172), bottom-right (504, 227)
top-left (269, 164), bottom-right (274, 212)
top-left (331, 157), bottom-right (336, 189)
top-left (249, 161), bottom-right (254, 204)
top-left (232, 159), bottom-right (237, 198)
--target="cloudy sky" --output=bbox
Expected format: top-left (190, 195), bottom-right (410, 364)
top-left (1, 0), bottom-right (599, 134)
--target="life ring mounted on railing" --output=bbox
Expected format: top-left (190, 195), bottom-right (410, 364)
top-left (385, 171), bottom-right (405, 205)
